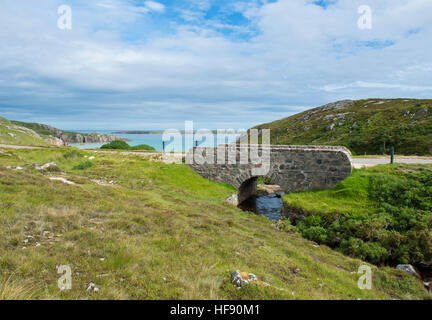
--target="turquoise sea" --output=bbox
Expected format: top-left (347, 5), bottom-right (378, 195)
top-left (70, 131), bottom-right (240, 152)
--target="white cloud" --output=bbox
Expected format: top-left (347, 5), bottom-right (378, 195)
top-left (144, 1), bottom-right (165, 13)
top-left (320, 81), bottom-right (432, 92)
top-left (0, 0), bottom-right (431, 129)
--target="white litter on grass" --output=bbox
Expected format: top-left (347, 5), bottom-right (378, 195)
top-left (86, 282), bottom-right (99, 293)
top-left (33, 162), bottom-right (57, 170)
top-left (49, 177), bottom-right (76, 185)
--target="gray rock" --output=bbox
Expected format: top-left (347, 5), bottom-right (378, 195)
top-left (414, 108), bottom-right (428, 118)
top-left (314, 100), bottom-right (354, 113)
top-left (225, 194), bottom-right (239, 206)
top-left (396, 264), bottom-right (422, 279)
top-left (326, 123), bottom-right (336, 131)
top-left (231, 270), bottom-right (249, 288)
top-left (33, 162), bottom-right (57, 170)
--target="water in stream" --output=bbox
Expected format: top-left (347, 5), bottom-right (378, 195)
top-left (239, 193), bottom-right (285, 221)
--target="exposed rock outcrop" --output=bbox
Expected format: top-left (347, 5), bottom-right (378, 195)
top-left (60, 133), bottom-right (126, 145)
top-left (225, 194), bottom-right (239, 206)
top-left (396, 264), bottom-right (422, 280)
top-left (11, 120), bottom-right (127, 146)
top-left (45, 136), bottom-right (66, 146)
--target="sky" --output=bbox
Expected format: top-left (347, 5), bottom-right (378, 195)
top-left (0, 0), bottom-right (431, 130)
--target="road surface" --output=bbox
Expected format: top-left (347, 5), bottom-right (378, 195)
top-left (1, 144), bottom-right (432, 168)
top-left (352, 157), bottom-right (432, 168)
top-left (0, 144), bottom-right (44, 149)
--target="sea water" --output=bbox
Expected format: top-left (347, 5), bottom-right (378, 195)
top-left (69, 131), bottom-right (240, 152)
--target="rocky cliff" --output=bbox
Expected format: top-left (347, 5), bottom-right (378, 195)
top-left (11, 121), bottom-right (128, 146)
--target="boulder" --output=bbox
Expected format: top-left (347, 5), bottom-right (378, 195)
top-left (326, 123), bottom-right (336, 131)
top-left (231, 270), bottom-right (269, 288)
top-left (414, 108), bottom-right (428, 118)
top-left (257, 184), bottom-right (283, 195)
top-left (46, 136), bottom-right (66, 146)
top-left (33, 162), bottom-right (57, 171)
top-left (396, 264), bottom-right (422, 279)
top-left (225, 194), bottom-right (239, 206)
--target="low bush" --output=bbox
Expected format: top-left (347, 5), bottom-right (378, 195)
top-left (293, 168), bottom-right (432, 265)
top-left (63, 151), bottom-right (84, 159)
top-left (101, 140), bottom-right (130, 150)
top-left (100, 140), bottom-right (155, 151)
top-left (72, 161), bottom-right (94, 170)
top-left (130, 144), bottom-right (156, 151)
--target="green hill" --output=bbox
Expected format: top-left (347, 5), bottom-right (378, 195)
top-left (253, 99), bottom-right (432, 156)
top-left (11, 120), bottom-right (126, 145)
top-left (0, 117), bottom-right (52, 147)
top-left (0, 148), bottom-right (429, 299)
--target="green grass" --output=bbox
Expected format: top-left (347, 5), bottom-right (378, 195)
top-left (0, 117), bottom-right (51, 147)
top-left (283, 164), bottom-right (432, 265)
top-left (253, 99), bottom-right (432, 156)
top-left (0, 148), bottom-right (429, 300)
top-left (283, 164), bottom-right (432, 216)
top-left (283, 169), bottom-right (377, 218)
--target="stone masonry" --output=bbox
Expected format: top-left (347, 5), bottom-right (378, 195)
top-left (187, 145), bottom-right (353, 204)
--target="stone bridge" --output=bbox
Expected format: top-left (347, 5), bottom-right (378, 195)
top-left (187, 145), bottom-right (353, 204)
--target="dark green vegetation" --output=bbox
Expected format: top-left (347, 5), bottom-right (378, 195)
top-left (101, 140), bottom-right (156, 151)
top-left (253, 99), bottom-right (432, 155)
top-left (283, 164), bottom-right (432, 266)
top-left (72, 161), bottom-right (94, 170)
top-left (0, 147), bottom-right (429, 299)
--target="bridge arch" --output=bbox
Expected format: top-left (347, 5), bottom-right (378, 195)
top-left (187, 145), bottom-right (353, 204)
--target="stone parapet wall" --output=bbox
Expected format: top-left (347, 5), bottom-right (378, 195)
top-left (187, 145), bottom-right (353, 203)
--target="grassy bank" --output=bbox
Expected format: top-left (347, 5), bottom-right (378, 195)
top-left (0, 117), bottom-right (51, 147)
top-left (283, 164), bottom-right (432, 266)
top-left (0, 147), bottom-right (429, 299)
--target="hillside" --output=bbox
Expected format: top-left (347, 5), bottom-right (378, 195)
top-left (283, 164), bottom-right (432, 267)
top-left (253, 99), bottom-right (432, 156)
top-left (11, 120), bottom-right (127, 146)
top-left (0, 147), bottom-right (429, 299)
top-left (0, 117), bottom-right (52, 147)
